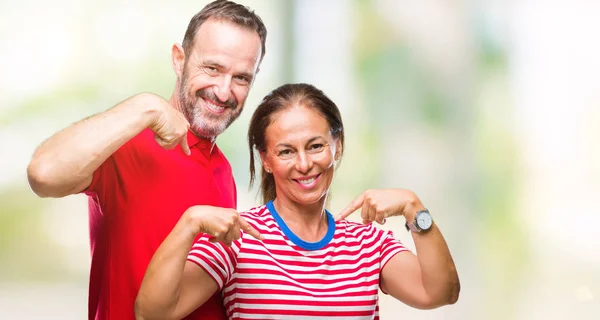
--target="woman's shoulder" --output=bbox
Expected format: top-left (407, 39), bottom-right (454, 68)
top-left (239, 204), bottom-right (275, 225)
top-left (240, 204), bottom-right (268, 217)
top-left (335, 219), bottom-right (391, 240)
top-left (337, 219), bottom-right (377, 231)
top-left (238, 204), bottom-right (280, 235)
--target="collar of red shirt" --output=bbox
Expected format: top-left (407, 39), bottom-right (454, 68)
top-left (186, 130), bottom-right (216, 152)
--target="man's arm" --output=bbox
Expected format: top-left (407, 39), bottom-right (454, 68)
top-left (27, 93), bottom-right (190, 198)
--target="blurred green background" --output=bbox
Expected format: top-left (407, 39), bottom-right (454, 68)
top-left (1, 0), bottom-right (599, 319)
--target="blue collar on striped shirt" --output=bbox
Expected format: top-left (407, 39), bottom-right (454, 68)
top-left (266, 200), bottom-right (336, 251)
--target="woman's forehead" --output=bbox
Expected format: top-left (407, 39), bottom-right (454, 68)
top-left (266, 107), bottom-right (331, 143)
top-left (270, 107), bottom-right (327, 130)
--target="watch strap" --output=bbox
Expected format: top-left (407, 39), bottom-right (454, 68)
top-left (405, 220), bottom-right (421, 232)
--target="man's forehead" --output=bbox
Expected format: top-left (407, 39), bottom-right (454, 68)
top-left (190, 21), bottom-right (261, 71)
top-left (193, 19), bottom-right (261, 50)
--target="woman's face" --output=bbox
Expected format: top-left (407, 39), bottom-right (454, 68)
top-left (261, 105), bottom-right (341, 207)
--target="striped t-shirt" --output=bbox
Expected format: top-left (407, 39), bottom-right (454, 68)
top-left (187, 201), bottom-right (408, 319)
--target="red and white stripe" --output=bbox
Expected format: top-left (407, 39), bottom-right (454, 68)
top-left (187, 205), bottom-right (408, 319)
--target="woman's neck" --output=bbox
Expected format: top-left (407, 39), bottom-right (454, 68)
top-left (272, 197), bottom-right (329, 243)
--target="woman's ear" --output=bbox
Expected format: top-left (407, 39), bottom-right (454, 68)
top-left (259, 151), bottom-right (271, 173)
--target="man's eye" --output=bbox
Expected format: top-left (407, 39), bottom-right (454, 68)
top-left (234, 76), bottom-right (250, 84)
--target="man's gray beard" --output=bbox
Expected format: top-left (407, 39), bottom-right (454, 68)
top-left (179, 91), bottom-right (238, 140)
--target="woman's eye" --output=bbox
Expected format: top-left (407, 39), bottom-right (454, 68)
top-left (278, 150), bottom-right (292, 156)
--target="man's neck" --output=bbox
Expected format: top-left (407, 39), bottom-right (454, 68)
top-left (168, 93), bottom-right (183, 113)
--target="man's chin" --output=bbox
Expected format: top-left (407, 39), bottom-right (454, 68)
top-left (190, 126), bottom-right (222, 140)
top-left (191, 130), bottom-right (215, 140)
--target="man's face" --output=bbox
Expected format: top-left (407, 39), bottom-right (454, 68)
top-left (179, 19), bottom-right (262, 139)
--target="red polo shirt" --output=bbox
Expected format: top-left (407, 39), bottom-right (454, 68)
top-left (83, 129), bottom-right (235, 320)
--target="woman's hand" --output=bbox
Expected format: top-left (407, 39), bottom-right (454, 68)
top-left (334, 188), bottom-right (425, 224)
top-left (336, 189), bottom-right (460, 308)
top-left (184, 205), bottom-right (264, 246)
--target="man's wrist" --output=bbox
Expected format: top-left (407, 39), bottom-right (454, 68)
top-left (136, 93), bottom-right (162, 127)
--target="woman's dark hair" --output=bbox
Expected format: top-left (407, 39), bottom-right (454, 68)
top-left (248, 83), bottom-right (345, 204)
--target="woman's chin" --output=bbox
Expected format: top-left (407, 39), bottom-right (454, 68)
top-left (290, 192), bottom-right (328, 207)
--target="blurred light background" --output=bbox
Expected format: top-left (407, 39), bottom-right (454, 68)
top-left (1, 0), bottom-right (599, 319)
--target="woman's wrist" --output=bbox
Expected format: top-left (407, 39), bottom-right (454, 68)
top-left (403, 192), bottom-right (425, 223)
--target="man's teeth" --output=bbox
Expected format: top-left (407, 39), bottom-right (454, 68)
top-left (299, 177), bottom-right (316, 184)
top-left (207, 102), bottom-right (225, 111)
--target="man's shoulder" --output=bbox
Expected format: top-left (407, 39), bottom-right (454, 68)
top-left (210, 143), bottom-right (232, 162)
top-left (112, 129), bottom-right (162, 161)
top-left (125, 128), bottom-right (157, 150)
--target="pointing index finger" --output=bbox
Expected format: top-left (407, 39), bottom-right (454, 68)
top-left (335, 193), bottom-right (365, 221)
top-left (239, 216), bottom-right (264, 241)
top-left (180, 133), bottom-right (191, 156)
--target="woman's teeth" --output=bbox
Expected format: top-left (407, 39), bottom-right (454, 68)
top-left (299, 177), bottom-right (316, 185)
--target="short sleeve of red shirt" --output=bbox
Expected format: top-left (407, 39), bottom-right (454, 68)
top-left (187, 234), bottom-right (241, 290)
top-left (84, 154), bottom-right (117, 198)
top-left (82, 132), bottom-right (138, 201)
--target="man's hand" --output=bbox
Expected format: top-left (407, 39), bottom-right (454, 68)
top-left (185, 205), bottom-right (264, 246)
top-left (335, 189), bottom-right (425, 225)
top-left (143, 93), bottom-right (191, 156)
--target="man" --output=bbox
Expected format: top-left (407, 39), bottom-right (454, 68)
top-left (26, 1), bottom-right (266, 319)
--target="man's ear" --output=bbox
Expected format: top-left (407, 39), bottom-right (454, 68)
top-left (334, 139), bottom-right (342, 161)
top-left (250, 66), bottom-right (261, 87)
top-left (172, 43), bottom-right (185, 78)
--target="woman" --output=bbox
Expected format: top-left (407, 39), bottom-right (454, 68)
top-left (135, 83), bottom-right (460, 319)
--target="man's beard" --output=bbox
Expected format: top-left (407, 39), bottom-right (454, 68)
top-left (179, 75), bottom-right (242, 139)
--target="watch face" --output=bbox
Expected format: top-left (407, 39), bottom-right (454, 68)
top-left (416, 211), bottom-right (433, 230)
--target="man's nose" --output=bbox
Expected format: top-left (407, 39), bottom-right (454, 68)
top-left (214, 75), bottom-right (232, 103)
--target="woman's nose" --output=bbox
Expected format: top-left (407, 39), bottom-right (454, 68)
top-left (295, 152), bottom-right (312, 173)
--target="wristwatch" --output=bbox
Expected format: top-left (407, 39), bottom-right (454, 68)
top-left (405, 209), bottom-right (433, 233)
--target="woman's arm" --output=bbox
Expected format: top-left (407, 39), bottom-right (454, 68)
top-left (135, 205), bottom-right (262, 320)
top-left (336, 188), bottom-right (460, 309)
top-left (380, 221), bottom-right (460, 309)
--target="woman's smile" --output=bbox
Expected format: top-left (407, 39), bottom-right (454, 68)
top-left (293, 173), bottom-right (321, 189)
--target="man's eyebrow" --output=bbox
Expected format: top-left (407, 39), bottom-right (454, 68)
top-left (201, 60), bottom-right (225, 69)
top-left (236, 71), bottom-right (254, 80)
